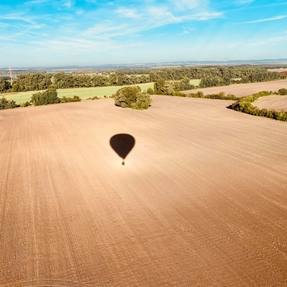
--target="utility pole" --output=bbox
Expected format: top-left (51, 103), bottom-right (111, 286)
top-left (9, 66), bottom-right (13, 85)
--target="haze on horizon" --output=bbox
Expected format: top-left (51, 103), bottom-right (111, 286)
top-left (0, 0), bottom-right (287, 67)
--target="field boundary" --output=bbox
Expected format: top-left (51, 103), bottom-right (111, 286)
top-left (227, 91), bottom-right (287, 121)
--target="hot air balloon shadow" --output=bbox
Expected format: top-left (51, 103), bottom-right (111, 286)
top-left (110, 134), bottom-right (135, 165)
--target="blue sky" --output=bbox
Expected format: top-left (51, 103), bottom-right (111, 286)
top-left (0, 0), bottom-right (287, 67)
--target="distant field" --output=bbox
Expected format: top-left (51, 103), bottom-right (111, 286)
top-left (253, 95), bottom-right (287, 111)
top-left (2, 82), bottom-right (154, 104)
top-left (183, 79), bottom-right (287, 97)
top-left (167, 79), bottom-right (201, 86)
top-left (267, 68), bottom-right (287, 73)
top-left (189, 79), bottom-right (201, 86)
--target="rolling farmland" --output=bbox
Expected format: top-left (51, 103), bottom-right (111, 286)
top-left (0, 96), bottom-right (286, 286)
top-left (2, 0), bottom-right (287, 285)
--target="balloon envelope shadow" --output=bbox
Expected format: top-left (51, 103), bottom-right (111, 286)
top-left (110, 134), bottom-right (135, 165)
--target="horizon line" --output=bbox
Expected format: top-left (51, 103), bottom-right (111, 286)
top-left (1, 58), bottom-right (287, 70)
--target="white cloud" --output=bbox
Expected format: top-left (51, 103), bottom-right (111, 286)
top-left (191, 11), bottom-right (223, 21)
top-left (84, 22), bottom-right (131, 39)
top-left (116, 8), bottom-right (141, 19)
top-left (147, 6), bottom-right (178, 23)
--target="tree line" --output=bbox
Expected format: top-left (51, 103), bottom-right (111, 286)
top-left (0, 66), bottom-right (285, 93)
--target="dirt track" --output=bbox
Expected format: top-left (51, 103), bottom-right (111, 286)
top-left (184, 79), bottom-right (287, 97)
top-left (254, 95), bottom-right (287, 111)
top-left (0, 97), bottom-right (287, 286)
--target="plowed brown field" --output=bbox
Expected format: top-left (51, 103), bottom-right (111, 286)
top-left (183, 79), bottom-right (287, 97)
top-left (254, 95), bottom-right (287, 111)
top-left (0, 97), bottom-right (287, 286)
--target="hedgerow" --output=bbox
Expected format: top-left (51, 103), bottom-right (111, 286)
top-left (228, 90), bottom-right (287, 121)
top-left (87, 96), bottom-right (100, 100)
top-left (60, 96), bottom-right (81, 103)
top-left (186, 91), bottom-right (239, 100)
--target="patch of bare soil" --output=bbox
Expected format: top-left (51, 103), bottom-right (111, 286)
top-left (0, 97), bottom-right (287, 286)
top-left (253, 95), bottom-right (287, 111)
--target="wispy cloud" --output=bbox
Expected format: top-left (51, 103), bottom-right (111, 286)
top-left (0, 12), bottom-right (46, 31)
top-left (0, 13), bottom-right (36, 25)
top-left (116, 8), bottom-right (141, 19)
top-left (25, 0), bottom-right (74, 9)
top-left (243, 15), bottom-right (287, 24)
top-left (172, 0), bottom-right (205, 10)
top-left (84, 22), bottom-right (131, 39)
top-left (83, 2), bottom-right (222, 41)
top-left (121, 3), bottom-right (222, 28)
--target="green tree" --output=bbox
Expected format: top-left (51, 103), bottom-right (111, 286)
top-left (0, 97), bottom-right (18, 109)
top-left (31, 88), bottom-right (60, 106)
top-left (12, 73), bottom-right (52, 92)
top-left (114, 86), bottom-right (151, 109)
top-left (0, 78), bottom-right (11, 92)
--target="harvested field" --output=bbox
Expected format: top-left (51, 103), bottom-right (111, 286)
top-left (0, 96), bottom-right (287, 286)
top-left (254, 95), bottom-right (287, 111)
top-left (183, 79), bottom-right (287, 97)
